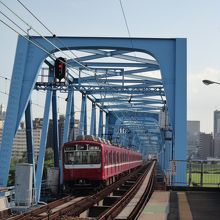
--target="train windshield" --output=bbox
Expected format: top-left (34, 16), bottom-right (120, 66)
top-left (64, 144), bottom-right (101, 165)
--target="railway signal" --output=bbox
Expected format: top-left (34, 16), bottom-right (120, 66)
top-left (55, 57), bottom-right (66, 81)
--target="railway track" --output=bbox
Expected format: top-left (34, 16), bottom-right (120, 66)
top-left (8, 161), bottom-right (155, 220)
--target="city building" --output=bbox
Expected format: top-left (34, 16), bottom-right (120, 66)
top-left (187, 121), bottom-right (200, 159)
top-left (199, 132), bottom-right (213, 160)
top-left (0, 112), bottom-right (80, 160)
top-left (0, 104), bottom-right (6, 121)
top-left (46, 115), bottom-right (80, 149)
top-left (213, 110), bottom-right (220, 158)
top-left (0, 128), bottom-right (41, 160)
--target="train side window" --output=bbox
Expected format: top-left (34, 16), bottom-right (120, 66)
top-left (108, 152), bottom-right (112, 164)
top-left (113, 152), bottom-right (116, 164)
top-left (117, 152), bottom-right (119, 163)
top-left (105, 151), bottom-right (108, 165)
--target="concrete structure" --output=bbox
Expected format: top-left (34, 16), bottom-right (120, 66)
top-left (187, 121), bottom-right (200, 159)
top-left (214, 110), bottom-right (220, 158)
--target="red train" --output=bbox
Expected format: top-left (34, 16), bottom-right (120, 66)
top-left (62, 135), bottom-right (142, 187)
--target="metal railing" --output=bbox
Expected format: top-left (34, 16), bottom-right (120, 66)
top-left (166, 160), bottom-right (220, 187)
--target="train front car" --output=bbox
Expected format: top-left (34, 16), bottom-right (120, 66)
top-left (62, 139), bottom-right (103, 187)
top-left (62, 136), bottom-right (143, 188)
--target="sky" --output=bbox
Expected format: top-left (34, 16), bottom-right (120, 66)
top-left (1, 0), bottom-right (220, 133)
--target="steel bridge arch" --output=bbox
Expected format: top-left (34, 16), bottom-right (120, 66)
top-left (0, 36), bottom-right (186, 191)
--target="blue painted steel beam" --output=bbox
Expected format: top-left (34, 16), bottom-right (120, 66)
top-left (105, 112), bottom-right (109, 140)
top-left (75, 54), bottom-right (104, 62)
top-left (84, 95), bottom-right (87, 135)
top-left (90, 102), bottom-right (96, 136)
top-left (68, 61), bottom-right (156, 68)
top-left (95, 98), bottom-right (164, 104)
top-left (73, 67), bottom-right (160, 80)
top-left (52, 90), bottom-right (59, 167)
top-left (35, 82), bottom-right (52, 202)
top-left (25, 100), bottom-right (35, 164)
top-left (85, 90), bottom-right (164, 96)
top-left (80, 78), bottom-right (161, 84)
top-left (102, 106), bottom-right (162, 111)
top-left (98, 110), bottom-right (103, 138)
top-left (61, 88), bottom-right (73, 186)
top-left (80, 94), bottom-right (86, 135)
top-left (63, 89), bottom-right (73, 143)
top-left (0, 37), bottom-right (30, 186)
top-left (77, 48), bottom-right (159, 65)
top-left (25, 100), bottom-right (36, 203)
top-left (173, 39), bottom-right (187, 185)
top-left (69, 90), bottom-right (75, 140)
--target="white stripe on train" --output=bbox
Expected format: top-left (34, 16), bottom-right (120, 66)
top-left (64, 160), bottom-right (142, 169)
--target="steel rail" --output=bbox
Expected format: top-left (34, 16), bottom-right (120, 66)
top-left (8, 196), bottom-right (73, 220)
top-left (40, 164), bottom-right (149, 220)
top-left (129, 164), bottom-right (155, 220)
top-left (96, 161), bottom-right (155, 220)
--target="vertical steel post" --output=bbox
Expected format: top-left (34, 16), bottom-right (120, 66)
top-left (52, 90), bottom-right (59, 167)
top-left (35, 90), bottom-right (52, 202)
top-left (61, 89), bottom-right (73, 186)
top-left (25, 100), bottom-right (36, 203)
top-left (35, 69), bottom-right (53, 202)
top-left (69, 90), bottom-right (75, 140)
top-left (80, 94), bottom-right (86, 135)
top-left (189, 160), bottom-right (192, 186)
top-left (173, 39), bottom-right (187, 185)
top-left (90, 102), bottom-right (96, 136)
top-left (25, 100), bottom-right (35, 164)
top-left (105, 112), bottom-right (109, 140)
top-left (200, 161), bottom-right (204, 187)
top-left (98, 109), bottom-right (103, 138)
top-left (63, 90), bottom-right (73, 143)
top-left (84, 95), bottom-right (87, 135)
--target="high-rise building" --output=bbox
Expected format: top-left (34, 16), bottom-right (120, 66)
top-left (199, 132), bottom-right (213, 160)
top-left (0, 104), bottom-right (6, 121)
top-left (213, 110), bottom-right (220, 158)
top-left (0, 128), bottom-right (41, 160)
top-left (187, 121), bottom-right (200, 159)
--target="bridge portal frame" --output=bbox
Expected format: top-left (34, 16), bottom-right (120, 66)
top-left (0, 36), bottom-right (187, 195)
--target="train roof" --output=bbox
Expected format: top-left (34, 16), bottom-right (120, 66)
top-left (64, 135), bottom-right (141, 154)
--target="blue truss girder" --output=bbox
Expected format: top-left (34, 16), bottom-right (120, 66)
top-left (102, 105), bottom-right (162, 111)
top-left (68, 61), bottom-right (154, 68)
top-left (76, 48), bottom-right (159, 66)
top-left (74, 67), bottom-right (159, 79)
top-left (0, 36), bottom-right (186, 188)
top-left (95, 97), bottom-right (164, 104)
top-left (34, 82), bottom-right (165, 96)
top-left (79, 78), bottom-right (161, 85)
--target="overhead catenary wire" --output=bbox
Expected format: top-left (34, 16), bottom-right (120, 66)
top-left (13, 0), bottom-right (126, 123)
top-left (0, 73), bottom-right (83, 116)
top-left (0, 1), bottom-right (151, 140)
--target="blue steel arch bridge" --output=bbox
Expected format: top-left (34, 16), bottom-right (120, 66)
top-left (0, 36), bottom-right (186, 202)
